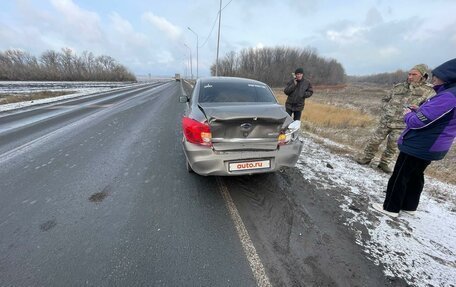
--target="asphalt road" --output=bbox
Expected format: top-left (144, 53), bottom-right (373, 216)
top-left (0, 81), bottom-right (405, 286)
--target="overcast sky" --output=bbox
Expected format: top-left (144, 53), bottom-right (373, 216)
top-left (1, 0), bottom-right (455, 77)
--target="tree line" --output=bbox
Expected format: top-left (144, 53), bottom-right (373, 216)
top-left (0, 48), bottom-right (136, 82)
top-left (210, 46), bottom-right (346, 87)
top-left (347, 70), bottom-right (409, 86)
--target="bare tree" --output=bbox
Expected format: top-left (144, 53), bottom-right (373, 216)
top-left (211, 46), bottom-right (346, 87)
top-left (0, 48), bottom-right (136, 82)
top-left (0, 49), bottom-right (39, 80)
top-left (40, 50), bottom-right (60, 80)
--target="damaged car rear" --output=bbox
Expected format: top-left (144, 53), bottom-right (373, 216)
top-left (180, 77), bottom-right (303, 176)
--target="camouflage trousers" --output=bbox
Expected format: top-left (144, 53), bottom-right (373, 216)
top-left (361, 124), bottom-right (403, 165)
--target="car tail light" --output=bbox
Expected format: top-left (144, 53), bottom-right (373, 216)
top-left (182, 117), bottom-right (212, 146)
top-left (278, 132), bottom-right (287, 145)
top-left (278, 120), bottom-right (301, 145)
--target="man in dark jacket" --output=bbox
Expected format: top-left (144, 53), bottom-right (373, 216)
top-left (373, 58), bottom-right (456, 218)
top-left (283, 67), bottom-right (313, 120)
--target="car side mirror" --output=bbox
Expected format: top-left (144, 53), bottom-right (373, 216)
top-left (179, 95), bottom-right (189, 103)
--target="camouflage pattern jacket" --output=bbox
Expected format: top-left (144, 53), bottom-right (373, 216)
top-left (380, 82), bottom-right (435, 129)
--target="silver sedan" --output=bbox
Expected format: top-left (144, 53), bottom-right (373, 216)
top-left (180, 77), bottom-right (303, 176)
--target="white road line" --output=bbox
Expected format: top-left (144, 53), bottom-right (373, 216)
top-left (216, 177), bottom-right (272, 287)
top-left (0, 117), bottom-right (81, 164)
top-left (44, 104), bottom-right (114, 109)
top-left (0, 85), bottom-right (166, 164)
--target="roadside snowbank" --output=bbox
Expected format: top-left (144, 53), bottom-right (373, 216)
top-left (0, 88), bottom-right (114, 112)
top-left (0, 81), bottom-right (146, 112)
top-left (0, 81), bottom-right (132, 93)
top-left (297, 133), bottom-right (455, 287)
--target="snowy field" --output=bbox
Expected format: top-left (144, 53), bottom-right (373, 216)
top-left (297, 134), bottom-right (456, 287)
top-left (0, 81), bottom-right (134, 94)
top-left (0, 80), bottom-right (162, 112)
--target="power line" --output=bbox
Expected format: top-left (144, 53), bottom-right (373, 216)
top-left (198, 13), bottom-right (218, 48)
top-left (222, 0), bottom-right (233, 11)
top-left (198, 0), bottom-right (233, 48)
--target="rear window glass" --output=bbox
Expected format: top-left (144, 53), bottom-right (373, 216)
top-left (198, 82), bottom-right (276, 103)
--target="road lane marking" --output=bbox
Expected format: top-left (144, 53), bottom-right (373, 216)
top-left (0, 85), bottom-right (168, 164)
top-left (44, 104), bottom-right (114, 109)
top-left (87, 104), bottom-right (114, 108)
top-left (45, 105), bottom-right (77, 109)
top-left (0, 104), bottom-right (121, 164)
top-left (216, 177), bottom-right (272, 287)
top-left (0, 119), bottom-right (80, 164)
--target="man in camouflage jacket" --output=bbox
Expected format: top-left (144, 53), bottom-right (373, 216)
top-left (356, 64), bottom-right (435, 173)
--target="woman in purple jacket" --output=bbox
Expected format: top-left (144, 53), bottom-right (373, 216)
top-left (373, 58), bottom-right (456, 218)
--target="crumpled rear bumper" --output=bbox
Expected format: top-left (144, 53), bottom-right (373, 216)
top-left (182, 138), bottom-right (303, 176)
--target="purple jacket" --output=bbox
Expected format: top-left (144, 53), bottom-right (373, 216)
top-left (398, 58), bottom-right (456, 161)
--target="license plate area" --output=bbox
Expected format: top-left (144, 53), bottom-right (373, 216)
top-left (228, 159), bottom-right (271, 172)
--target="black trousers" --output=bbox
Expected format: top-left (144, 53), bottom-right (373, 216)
top-left (383, 152), bottom-right (431, 213)
top-left (286, 108), bottom-right (302, 121)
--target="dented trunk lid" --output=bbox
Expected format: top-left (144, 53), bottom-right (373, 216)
top-left (198, 103), bottom-right (290, 151)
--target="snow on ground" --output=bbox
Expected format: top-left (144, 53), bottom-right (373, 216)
top-left (296, 133), bottom-right (456, 287)
top-left (0, 81), bottom-right (150, 112)
top-left (0, 81), bottom-right (132, 93)
top-left (0, 88), bottom-right (114, 112)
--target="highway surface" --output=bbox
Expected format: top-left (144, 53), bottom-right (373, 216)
top-left (0, 81), bottom-right (404, 286)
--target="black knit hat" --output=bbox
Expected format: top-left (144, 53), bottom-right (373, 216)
top-left (295, 67), bottom-right (304, 74)
top-left (432, 58), bottom-right (456, 84)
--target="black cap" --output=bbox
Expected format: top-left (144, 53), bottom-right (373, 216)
top-left (432, 58), bottom-right (456, 84)
top-left (295, 67), bottom-right (304, 74)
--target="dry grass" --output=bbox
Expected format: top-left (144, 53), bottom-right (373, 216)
top-left (300, 101), bottom-right (373, 128)
top-left (275, 90), bottom-right (373, 128)
top-left (0, 91), bottom-right (74, 105)
top-left (273, 85), bottom-right (455, 185)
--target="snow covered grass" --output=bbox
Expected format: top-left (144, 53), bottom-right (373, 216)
top-left (0, 88), bottom-right (112, 112)
top-left (296, 133), bottom-right (456, 287)
top-left (0, 90), bottom-right (75, 105)
top-left (0, 81), bottom-right (133, 93)
top-left (0, 81), bottom-right (142, 112)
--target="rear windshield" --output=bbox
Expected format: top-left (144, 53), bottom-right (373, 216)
top-left (197, 82), bottom-right (277, 103)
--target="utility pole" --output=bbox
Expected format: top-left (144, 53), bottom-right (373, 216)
top-left (215, 0), bottom-right (222, 76)
top-left (184, 43), bottom-right (193, 80)
top-left (187, 27), bottom-right (199, 79)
